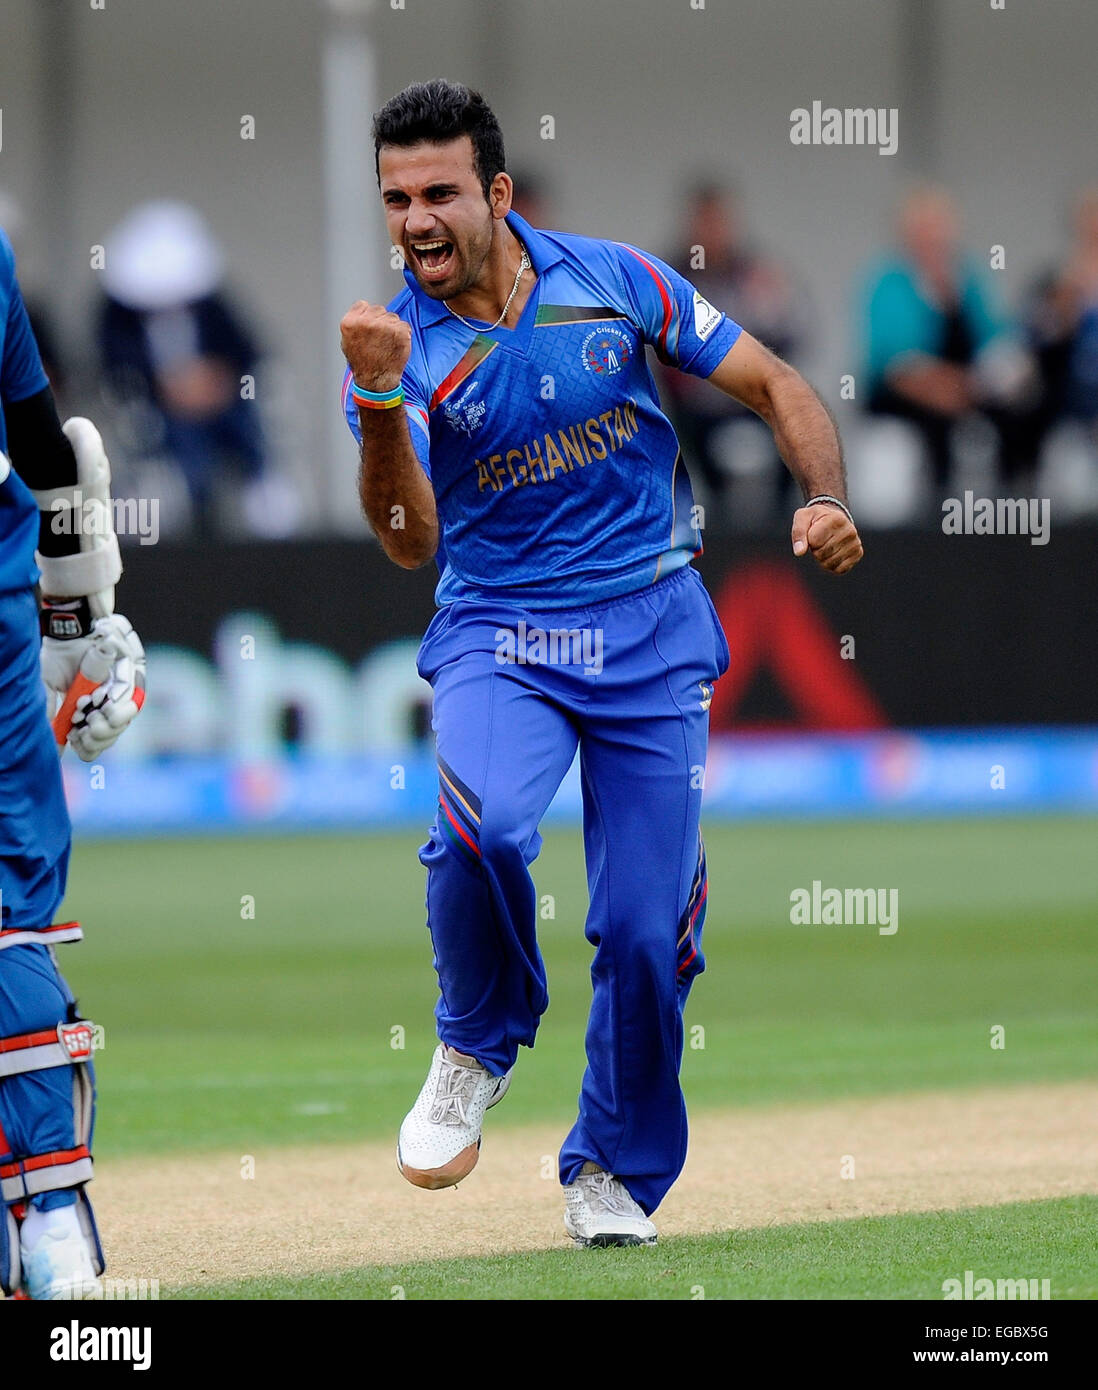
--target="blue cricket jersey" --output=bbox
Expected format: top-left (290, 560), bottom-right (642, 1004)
top-left (0, 227), bottom-right (50, 598)
top-left (0, 227), bottom-right (70, 932)
top-left (343, 210), bottom-right (742, 608)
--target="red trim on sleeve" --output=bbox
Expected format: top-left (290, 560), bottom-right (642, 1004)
top-left (620, 246), bottom-right (674, 358)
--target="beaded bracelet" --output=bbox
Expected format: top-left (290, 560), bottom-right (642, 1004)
top-left (805, 494), bottom-right (855, 526)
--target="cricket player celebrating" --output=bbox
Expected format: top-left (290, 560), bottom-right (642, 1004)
top-left (0, 227), bottom-right (145, 1297)
top-left (341, 81), bottom-right (862, 1247)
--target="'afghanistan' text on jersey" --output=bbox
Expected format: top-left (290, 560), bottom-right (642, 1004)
top-left (343, 210), bottom-right (742, 608)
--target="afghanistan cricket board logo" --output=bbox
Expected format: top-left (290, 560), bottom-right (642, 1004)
top-left (442, 379), bottom-right (487, 436)
top-left (582, 326), bottom-right (632, 377)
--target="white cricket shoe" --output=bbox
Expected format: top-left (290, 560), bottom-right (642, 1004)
top-left (21, 1223), bottom-right (100, 1300)
top-left (563, 1165), bottom-right (658, 1247)
top-left (397, 1044), bottom-right (512, 1189)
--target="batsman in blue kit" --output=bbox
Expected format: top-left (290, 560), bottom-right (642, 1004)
top-left (341, 82), bottom-right (862, 1246)
top-left (0, 228), bottom-right (145, 1297)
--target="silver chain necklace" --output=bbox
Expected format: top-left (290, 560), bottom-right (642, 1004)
top-left (444, 247), bottom-right (531, 331)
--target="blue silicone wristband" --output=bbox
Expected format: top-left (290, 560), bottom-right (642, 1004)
top-left (351, 382), bottom-right (404, 403)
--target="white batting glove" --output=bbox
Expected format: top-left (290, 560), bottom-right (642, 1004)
top-left (41, 609), bottom-right (95, 706)
top-left (64, 615), bottom-right (147, 762)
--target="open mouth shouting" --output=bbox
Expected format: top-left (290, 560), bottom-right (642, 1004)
top-left (409, 238), bottom-right (456, 282)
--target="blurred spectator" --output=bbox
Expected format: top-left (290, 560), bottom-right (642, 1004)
top-left (861, 186), bottom-right (1042, 498)
top-left (661, 182), bottom-right (812, 527)
top-left (0, 188), bottom-right (68, 397)
top-left (1027, 187), bottom-right (1098, 436)
top-left (97, 200), bottom-right (296, 536)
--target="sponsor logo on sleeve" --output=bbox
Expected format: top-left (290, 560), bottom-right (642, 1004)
top-left (693, 292), bottom-right (722, 342)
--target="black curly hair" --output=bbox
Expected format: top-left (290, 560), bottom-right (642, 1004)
top-left (373, 80), bottom-right (506, 203)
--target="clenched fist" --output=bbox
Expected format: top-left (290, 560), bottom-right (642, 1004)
top-left (340, 301), bottom-right (412, 393)
top-left (791, 503), bottom-right (864, 575)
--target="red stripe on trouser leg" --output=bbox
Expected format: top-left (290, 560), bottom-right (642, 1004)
top-left (439, 794), bottom-right (481, 857)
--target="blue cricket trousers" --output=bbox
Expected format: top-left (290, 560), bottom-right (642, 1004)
top-left (0, 586), bottom-right (87, 1214)
top-left (415, 563), bottom-right (730, 1215)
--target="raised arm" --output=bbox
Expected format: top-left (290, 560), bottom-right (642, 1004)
top-left (340, 300), bottom-right (438, 570)
top-left (706, 330), bottom-right (863, 575)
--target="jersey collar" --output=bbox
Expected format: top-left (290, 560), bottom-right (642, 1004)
top-left (400, 209), bottom-right (564, 328)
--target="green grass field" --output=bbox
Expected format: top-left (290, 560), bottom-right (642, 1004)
top-left (60, 815), bottom-right (1098, 1298)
